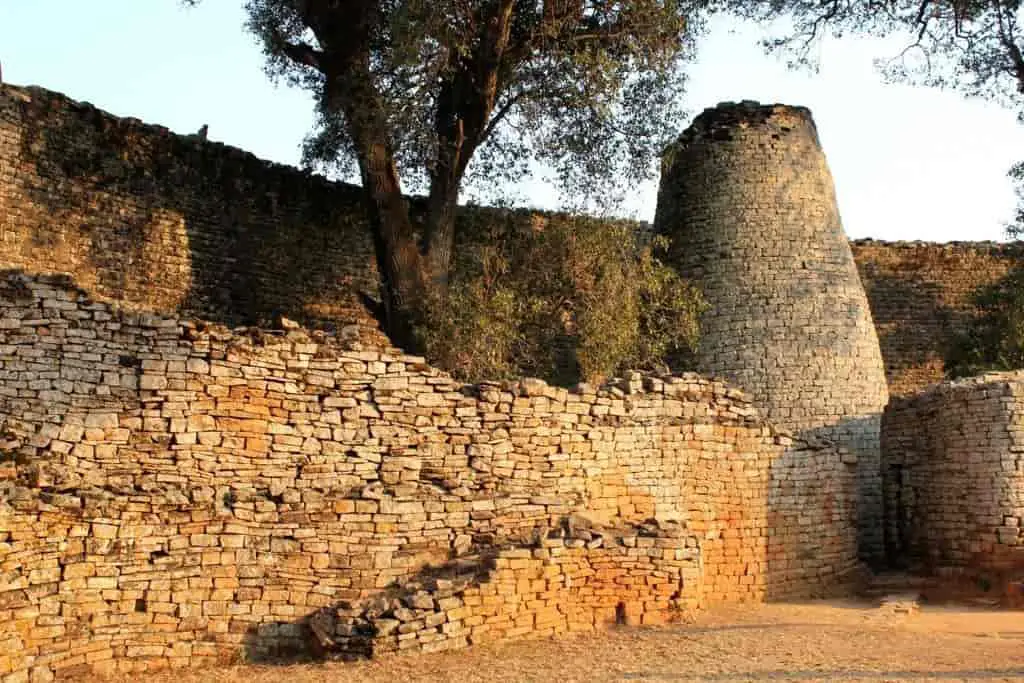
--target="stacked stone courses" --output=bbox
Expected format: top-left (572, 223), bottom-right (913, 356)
top-left (654, 101), bottom-right (890, 565)
top-left (7, 79), bottom-right (1024, 678)
top-left (882, 372), bottom-right (1024, 572)
top-left (3, 82), bottom-right (1024, 396)
top-left (0, 83), bottom-right (380, 332)
top-left (0, 271), bottom-right (860, 680)
top-left (851, 239), bottom-right (1024, 396)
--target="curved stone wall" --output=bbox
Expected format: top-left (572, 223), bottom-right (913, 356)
top-left (654, 102), bottom-right (890, 565)
top-left (882, 372), bottom-right (1024, 572)
top-left (0, 271), bottom-right (860, 680)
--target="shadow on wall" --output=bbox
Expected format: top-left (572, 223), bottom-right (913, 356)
top-left (851, 242), bottom-right (1024, 396)
top-left (881, 377), bottom-right (1024, 575)
top-left (764, 426), bottom-right (865, 600)
top-left (237, 548), bottom-right (497, 663)
top-left (795, 416), bottom-right (885, 571)
top-left (859, 271), bottom-right (954, 382)
top-left (232, 430), bottom-right (865, 663)
top-left (5, 85), bottom-right (379, 329)
top-left (237, 520), bottom-right (701, 663)
top-left (0, 270), bottom-right (865, 677)
top-left (230, 428), bottom-right (865, 664)
top-left (864, 272), bottom-right (950, 368)
top-left (944, 262), bottom-right (1024, 379)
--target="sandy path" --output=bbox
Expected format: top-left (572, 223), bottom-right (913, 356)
top-left (114, 600), bottom-right (1024, 683)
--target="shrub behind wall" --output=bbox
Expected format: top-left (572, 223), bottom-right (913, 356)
top-left (417, 213), bottom-right (705, 385)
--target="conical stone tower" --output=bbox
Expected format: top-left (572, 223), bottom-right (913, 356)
top-left (654, 101), bottom-right (889, 565)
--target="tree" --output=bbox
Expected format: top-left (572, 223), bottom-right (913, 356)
top-left (946, 262), bottom-right (1024, 377)
top-left (189, 1), bottom-right (702, 348)
top-left (419, 212), bottom-right (704, 384)
top-left (734, 0), bottom-right (1024, 236)
top-left (734, 0), bottom-right (1024, 110)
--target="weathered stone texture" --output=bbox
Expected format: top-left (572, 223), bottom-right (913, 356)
top-left (0, 83), bottom-right (379, 331)
top-left (654, 102), bottom-right (890, 565)
top-left (4, 82), bottom-right (1024, 402)
top-left (0, 271), bottom-right (860, 680)
top-left (852, 240), bottom-right (1024, 397)
top-left (882, 372), bottom-right (1024, 573)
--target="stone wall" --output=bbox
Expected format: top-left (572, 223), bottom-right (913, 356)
top-left (0, 83), bottom-right (379, 330)
top-left (4, 82), bottom-right (1024, 401)
top-left (0, 271), bottom-right (860, 680)
top-left (653, 102), bottom-right (890, 566)
top-left (881, 372), bottom-right (1024, 572)
top-left (851, 240), bottom-right (1024, 397)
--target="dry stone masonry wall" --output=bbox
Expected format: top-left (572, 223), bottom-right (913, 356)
top-left (3, 82), bottom-right (1024, 398)
top-left (851, 240), bottom-right (1024, 397)
top-left (654, 102), bottom-right (890, 565)
top-left (0, 83), bottom-right (379, 331)
top-left (882, 372), bottom-right (1024, 573)
top-left (5, 79), bottom-right (1023, 678)
top-left (0, 272), bottom-right (860, 681)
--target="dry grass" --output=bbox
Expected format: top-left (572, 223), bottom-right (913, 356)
top-left (108, 600), bottom-right (1024, 683)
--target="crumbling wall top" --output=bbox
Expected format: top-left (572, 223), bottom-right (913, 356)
top-left (671, 100), bottom-right (818, 150)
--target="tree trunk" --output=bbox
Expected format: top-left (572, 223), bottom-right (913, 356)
top-left (291, 4), bottom-right (462, 351)
top-left (317, 0), bottom-right (518, 349)
top-left (330, 73), bottom-right (426, 350)
top-left (421, 0), bottom-right (516, 286)
top-left (423, 171), bottom-right (461, 289)
top-left (361, 169), bottom-right (423, 350)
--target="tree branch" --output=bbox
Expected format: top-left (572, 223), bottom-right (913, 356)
top-left (275, 37), bottom-right (327, 72)
top-left (993, 1), bottom-right (1024, 92)
top-left (480, 88), bottom-right (535, 143)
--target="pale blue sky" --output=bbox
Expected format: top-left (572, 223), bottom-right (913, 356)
top-left (2, 1), bottom-right (1023, 241)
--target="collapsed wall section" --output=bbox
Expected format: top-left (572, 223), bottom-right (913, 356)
top-left (654, 101), bottom-right (890, 565)
top-left (0, 271), bottom-right (860, 680)
top-left (882, 373), bottom-right (1024, 573)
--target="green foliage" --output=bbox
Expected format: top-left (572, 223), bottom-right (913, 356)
top-left (1008, 161), bottom-right (1024, 237)
top-left (417, 213), bottom-right (705, 384)
top-left (238, 0), bottom-right (703, 207)
top-left (184, 1), bottom-right (707, 344)
top-left (734, 0), bottom-right (1024, 117)
top-left (946, 265), bottom-right (1024, 378)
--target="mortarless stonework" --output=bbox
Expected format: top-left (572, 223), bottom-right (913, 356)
top-left (3, 82), bottom-right (1024, 399)
top-left (0, 271), bottom-right (860, 680)
top-left (882, 372), bottom-right (1024, 572)
top-left (851, 239), bottom-right (1024, 397)
top-left (654, 102), bottom-right (890, 566)
top-left (0, 83), bottom-right (380, 331)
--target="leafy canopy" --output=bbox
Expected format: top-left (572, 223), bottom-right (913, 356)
top-left (238, 0), bottom-right (702, 208)
top-left (418, 213), bottom-right (705, 384)
top-left (946, 263), bottom-right (1024, 377)
top-left (734, 0), bottom-right (1024, 115)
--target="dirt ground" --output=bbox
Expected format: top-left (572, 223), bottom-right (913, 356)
top-left (123, 600), bottom-right (1024, 683)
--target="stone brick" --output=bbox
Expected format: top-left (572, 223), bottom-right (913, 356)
top-left (0, 270), bottom-right (860, 677)
top-left (0, 88), bottom-right (867, 680)
top-left (882, 373), bottom-right (1024, 573)
top-left (655, 101), bottom-right (889, 565)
